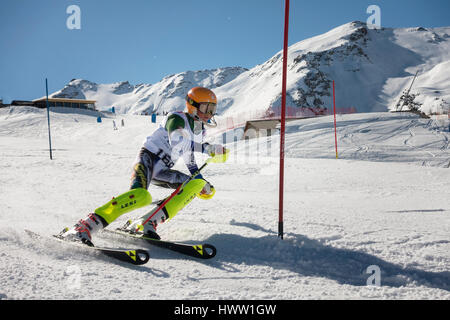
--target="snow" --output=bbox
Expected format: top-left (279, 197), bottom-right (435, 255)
top-left (0, 106), bottom-right (449, 300)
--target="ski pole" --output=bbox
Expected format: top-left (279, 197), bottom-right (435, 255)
top-left (138, 157), bottom-right (213, 230)
top-left (139, 149), bottom-right (229, 230)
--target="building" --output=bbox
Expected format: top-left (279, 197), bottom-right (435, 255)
top-left (11, 100), bottom-right (34, 106)
top-left (32, 98), bottom-right (97, 111)
top-left (243, 117), bottom-right (310, 139)
top-left (243, 119), bottom-right (281, 139)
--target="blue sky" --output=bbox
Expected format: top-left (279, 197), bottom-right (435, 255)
top-left (1, 0), bottom-right (449, 102)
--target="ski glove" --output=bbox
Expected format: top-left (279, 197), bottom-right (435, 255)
top-left (198, 179), bottom-right (215, 200)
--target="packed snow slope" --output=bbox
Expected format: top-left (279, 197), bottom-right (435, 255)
top-left (48, 21), bottom-right (450, 117)
top-left (0, 107), bottom-right (449, 300)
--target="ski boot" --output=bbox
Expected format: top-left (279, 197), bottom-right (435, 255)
top-left (123, 205), bottom-right (167, 240)
top-left (59, 213), bottom-right (106, 246)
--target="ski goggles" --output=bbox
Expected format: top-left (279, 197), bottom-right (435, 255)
top-left (186, 96), bottom-right (217, 115)
top-left (197, 102), bottom-right (217, 116)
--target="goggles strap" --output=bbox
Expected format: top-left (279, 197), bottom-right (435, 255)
top-left (186, 95), bottom-right (200, 108)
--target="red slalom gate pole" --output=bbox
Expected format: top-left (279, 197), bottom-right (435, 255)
top-left (279, 0), bottom-right (290, 240)
top-left (333, 80), bottom-right (338, 159)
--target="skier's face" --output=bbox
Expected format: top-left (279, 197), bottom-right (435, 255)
top-left (197, 109), bottom-right (213, 123)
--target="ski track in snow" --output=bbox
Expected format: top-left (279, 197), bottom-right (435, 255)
top-left (0, 107), bottom-right (449, 300)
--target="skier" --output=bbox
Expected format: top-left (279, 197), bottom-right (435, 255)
top-left (61, 87), bottom-right (228, 244)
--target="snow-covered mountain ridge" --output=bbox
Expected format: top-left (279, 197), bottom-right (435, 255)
top-left (50, 21), bottom-right (450, 117)
top-left (216, 21), bottom-right (450, 117)
top-left (51, 67), bottom-right (247, 115)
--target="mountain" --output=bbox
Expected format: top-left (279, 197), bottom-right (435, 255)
top-left (216, 21), bottom-right (450, 118)
top-left (50, 21), bottom-right (450, 117)
top-left (51, 67), bottom-right (247, 114)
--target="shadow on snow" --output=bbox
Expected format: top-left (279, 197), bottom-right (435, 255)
top-left (202, 222), bottom-right (450, 292)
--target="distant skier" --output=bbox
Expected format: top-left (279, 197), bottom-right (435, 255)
top-left (61, 87), bottom-right (228, 244)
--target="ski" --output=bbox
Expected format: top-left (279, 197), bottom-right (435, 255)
top-left (24, 229), bottom-right (150, 266)
top-left (102, 228), bottom-right (217, 260)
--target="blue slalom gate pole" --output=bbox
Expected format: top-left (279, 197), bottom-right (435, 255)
top-left (45, 78), bottom-right (53, 160)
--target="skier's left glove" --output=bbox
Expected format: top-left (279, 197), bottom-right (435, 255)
top-left (198, 180), bottom-right (215, 200)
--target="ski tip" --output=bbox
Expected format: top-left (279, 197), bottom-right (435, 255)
top-left (128, 249), bottom-right (150, 265)
top-left (194, 244), bottom-right (217, 259)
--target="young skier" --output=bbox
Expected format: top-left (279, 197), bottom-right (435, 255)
top-left (61, 86), bottom-right (228, 245)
